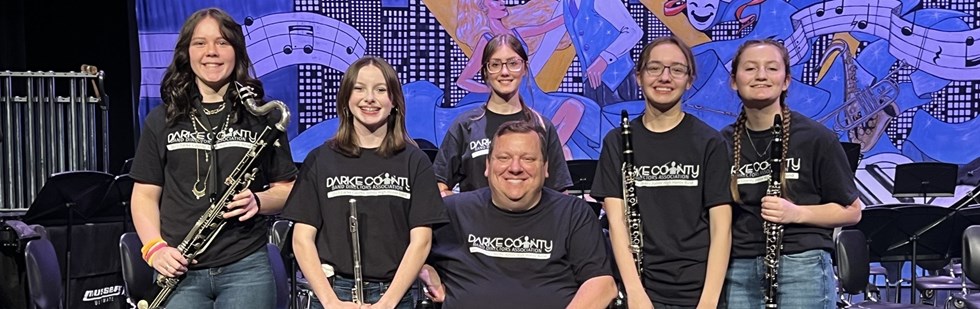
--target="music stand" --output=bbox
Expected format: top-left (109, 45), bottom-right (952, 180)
top-left (95, 174), bottom-right (133, 231)
top-left (892, 162), bottom-right (957, 204)
top-left (21, 170), bottom-right (113, 309)
top-left (883, 204), bottom-right (961, 303)
top-left (840, 142), bottom-right (861, 173)
top-left (566, 159), bottom-right (597, 198)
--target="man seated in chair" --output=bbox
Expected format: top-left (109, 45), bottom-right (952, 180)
top-left (419, 121), bottom-right (617, 308)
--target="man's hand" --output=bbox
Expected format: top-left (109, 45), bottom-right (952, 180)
top-left (419, 264), bottom-right (445, 302)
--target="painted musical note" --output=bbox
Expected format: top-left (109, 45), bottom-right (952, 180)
top-left (966, 36), bottom-right (980, 68)
top-left (816, 1), bottom-right (827, 17)
top-left (283, 25), bottom-right (315, 55)
top-left (902, 13), bottom-right (915, 36)
top-left (851, 4), bottom-right (869, 30)
top-left (243, 16), bottom-right (255, 39)
top-left (933, 46), bottom-right (942, 64)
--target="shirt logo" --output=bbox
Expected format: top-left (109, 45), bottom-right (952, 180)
top-left (470, 138), bottom-right (491, 158)
top-left (324, 173), bottom-right (412, 199)
top-left (633, 161), bottom-right (701, 187)
top-left (733, 158), bottom-right (802, 184)
top-left (165, 128), bottom-right (258, 151)
top-left (467, 234), bottom-right (553, 260)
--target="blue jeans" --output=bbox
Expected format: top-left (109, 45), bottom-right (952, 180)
top-left (308, 275), bottom-right (413, 309)
top-left (721, 250), bottom-right (836, 309)
top-left (163, 248), bottom-right (275, 308)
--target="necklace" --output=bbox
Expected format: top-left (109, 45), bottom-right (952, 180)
top-left (189, 112), bottom-right (231, 199)
top-left (203, 102), bottom-right (226, 115)
top-left (745, 128), bottom-right (773, 158)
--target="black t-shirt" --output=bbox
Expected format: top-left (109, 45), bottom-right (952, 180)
top-left (433, 107), bottom-right (573, 192)
top-left (130, 101), bottom-right (298, 269)
top-left (721, 110), bottom-right (859, 258)
top-left (280, 143), bottom-right (449, 281)
top-left (428, 188), bottom-right (612, 309)
top-left (590, 114), bottom-right (732, 305)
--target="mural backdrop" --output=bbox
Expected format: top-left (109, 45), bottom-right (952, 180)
top-left (137, 0), bottom-right (980, 205)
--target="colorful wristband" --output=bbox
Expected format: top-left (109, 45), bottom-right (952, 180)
top-left (140, 237), bottom-right (164, 258)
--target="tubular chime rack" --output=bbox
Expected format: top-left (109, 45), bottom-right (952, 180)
top-left (0, 68), bottom-right (109, 210)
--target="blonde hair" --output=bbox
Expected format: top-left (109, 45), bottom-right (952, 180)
top-left (455, 0), bottom-right (571, 56)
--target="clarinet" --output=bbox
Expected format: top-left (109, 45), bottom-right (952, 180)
top-left (763, 114), bottom-right (784, 308)
top-left (620, 110), bottom-right (643, 276)
top-left (350, 198), bottom-right (365, 305)
top-left (138, 82), bottom-right (290, 309)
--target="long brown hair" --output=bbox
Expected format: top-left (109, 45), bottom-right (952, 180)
top-left (729, 39), bottom-right (792, 202)
top-left (160, 7), bottom-right (261, 126)
top-left (328, 56), bottom-right (413, 158)
top-left (471, 33), bottom-right (544, 127)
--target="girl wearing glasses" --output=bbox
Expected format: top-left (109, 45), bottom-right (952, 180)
top-left (434, 33), bottom-right (573, 196)
top-left (591, 36), bottom-right (733, 309)
top-left (454, 0), bottom-right (589, 160)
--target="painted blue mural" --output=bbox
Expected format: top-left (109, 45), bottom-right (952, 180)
top-left (136, 0), bottom-right (980, 205)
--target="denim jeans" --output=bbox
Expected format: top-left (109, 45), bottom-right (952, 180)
top-left (721, 249), bottom-right (836, 309)
top-left (163, 248), bottom-right (275, 308)
top-left (309, 275), bottom-right (413, 309)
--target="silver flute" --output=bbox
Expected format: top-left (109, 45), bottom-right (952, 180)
top-left (349, 198), bottom-right (364, 305)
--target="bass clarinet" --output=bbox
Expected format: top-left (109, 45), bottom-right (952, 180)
top-left (763, 113), bottom-right (784, 308)
top-left (620, 110), bottom-right (644, 276)
top-left (139, 82), bottom-right (290, 309)
top-left (349, 198), bottom-right (365, 305)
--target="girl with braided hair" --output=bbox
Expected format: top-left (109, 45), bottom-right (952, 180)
top-left (720, 39), bottom-right (862, 308)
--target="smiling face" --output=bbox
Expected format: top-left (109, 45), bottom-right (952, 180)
top-left (731, 44), bottom-right (791, 108)
top-left (637, 42), bottom-right (693, 111)
top-left (348, 64), bottom-right (393, 133)
top-left (687, 0), bottom-right (720, 30)
top-left (189, 17), bottom-right (235, 91)
top-left (485, 44), bottom-right (527, 99)
top-left (485, 130), bottom-right (548, 212)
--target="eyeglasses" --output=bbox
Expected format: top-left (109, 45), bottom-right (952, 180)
top-left (486, 59), bottom-right (525, 74)
top-left (643, 63), bottom-right (689, 78)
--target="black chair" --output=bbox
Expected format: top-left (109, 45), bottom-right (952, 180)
top-left (119, 232), bottom-right (155, 305)
top-left (950, 225), bottom-right (980, 309)
top-left (836, 229), bottom-right (932, 308)
top-left (270, 219), bottom-right (293, 250)
top-left (25, 236), bottom-right (62, 309)
top-left (270, 219), bottom-right (313, 309)
top-left (266, 243), bottom-right (289, 309)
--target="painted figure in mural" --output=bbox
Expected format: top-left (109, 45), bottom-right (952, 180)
top-left (664, 0), bottom-right (766, 32)
top-left (591, 36), bottom-right (733, 309)
top-left (455, 0), bottom-right (585, 159)
top-left (562, 0), bottom-right (641, 106)
top-left (281, 56), bottom-right (449, 309)
top-left (720, 39), bottom-right (861, 308)
top-left (129, 7), bottom-right (297, 308)
top-left (434, 33), bottom-right (573, 196)
top-left (420, 120), bottom-right (617, 308)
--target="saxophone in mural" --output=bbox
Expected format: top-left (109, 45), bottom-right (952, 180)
top-left (818, 40), bottom-right (902, 152)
